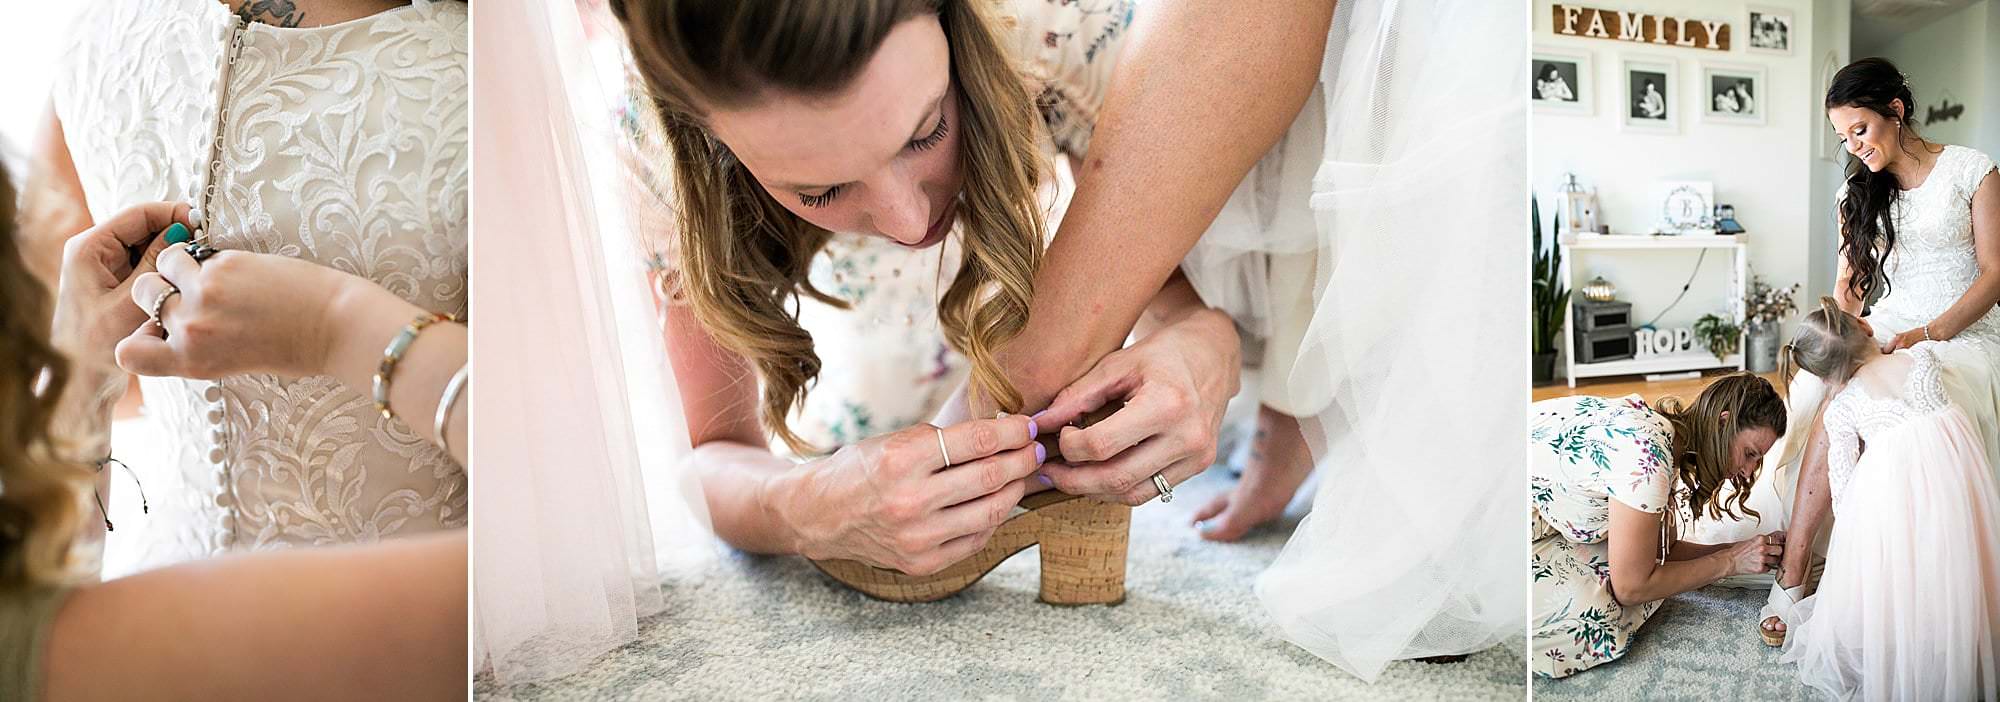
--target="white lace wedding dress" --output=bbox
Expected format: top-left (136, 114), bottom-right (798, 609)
top-left (1781, 344), bottom-right (2000, 700)
top-left (1691, 145), bottom-right (2000, 552)
top-left (52, 0), bottom-right (469, 574)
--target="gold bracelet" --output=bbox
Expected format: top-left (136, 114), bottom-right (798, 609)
top-left (374, 312), bottom-right (456, 421)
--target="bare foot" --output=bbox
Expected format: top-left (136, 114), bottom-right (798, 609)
top-left (1191, 405), bottom-right (1313, 542)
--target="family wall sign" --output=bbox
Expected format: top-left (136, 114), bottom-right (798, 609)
top-left (1553, 5), bottom-right (1733, 52)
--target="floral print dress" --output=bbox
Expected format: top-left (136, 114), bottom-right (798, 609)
top-left (1530, 394), bottom-right (1678, 678)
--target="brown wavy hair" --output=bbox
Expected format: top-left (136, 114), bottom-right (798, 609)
top-left (1654, 372), bottom-right (1786, 523)
top-left (0, 165), bottom-right (87, 594)
top-left (1829, 57), bottom-right (1937, 304)
top-left (611, 0), bottom-right (1047, 454)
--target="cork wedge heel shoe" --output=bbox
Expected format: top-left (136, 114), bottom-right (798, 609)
top-left (811, 490), bottom-right (1131, 604)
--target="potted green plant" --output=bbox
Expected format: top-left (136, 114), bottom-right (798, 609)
top-left (1744, 274), bottom-right (1800, 372)
top-left (1694, 313), bottom-right (1742, 361)
top-left (1532, 196), bottom-right (1569, 384)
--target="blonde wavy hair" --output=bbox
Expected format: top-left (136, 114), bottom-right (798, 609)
top-left (611, 0), bottom-right (1047, 454)
top-left (0, 165), bottom-right (88, 594)
top-left (1654, 372), bottom-right (1786, 525)
top-left (1780, 296), bottom-right (1877, 389)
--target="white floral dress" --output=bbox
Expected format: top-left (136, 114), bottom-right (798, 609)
top-left (1530, 394), bottom-right (1678, 678)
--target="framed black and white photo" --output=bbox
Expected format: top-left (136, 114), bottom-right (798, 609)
top-left (1747, 6), bottom-right (1793, 55)
top-left (1701, 63), bottom-right (1766, 125)
top-left (1621, 56), bottom-right (1678, 134)
top-left (1533, 47), bottom-right (1593, 115)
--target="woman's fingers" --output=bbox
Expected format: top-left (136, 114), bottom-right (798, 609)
top-left (919, 476), bottom-right (1031, 550)
top-left (927, 444), bottom-right (1042, 509)
top-left (1057, 379), bottom-right (1188, 464)
top-left (1037, 355), bottom-right (1138, 432)
top-left (1111, 455), bottom-right (1206, 507)
top-left (927, 415), bottom-right (1037, 469)
top-left (905, 526), bottom-right (1000, 577)
top-left (127, 271), bottom-right (179, 319)
top-left (95, 201), bottom-right (190, 250)
top-left (156, 241), bottom-right (201, 284)
top-left (114, 323), bottom-right (176, 377)
top-left (1039, 435), bottom-right (1180, 500)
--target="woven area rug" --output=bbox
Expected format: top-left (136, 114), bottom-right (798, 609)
top-left (475, 468), bottom-right (1527, 700)
top-left (1532, 586), bottom-right (1814, 700)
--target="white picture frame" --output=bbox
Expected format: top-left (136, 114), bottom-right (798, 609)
top-left (1622, 56), bottom-right (1679, 134)
top-left (1746, 5), bottom-right (1794, 55)
top-left (1533, 47), bottom-right (1594, 116)
top-left (1701, 63), bottom-right (1767, 125)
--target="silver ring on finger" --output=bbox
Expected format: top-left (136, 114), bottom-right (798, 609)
top-left (1152, 473), bottom-right (1174, 504)
top-left (934, 426), bottom-right (952, 467)
top-left (147, 285), bottom-right (181, 325)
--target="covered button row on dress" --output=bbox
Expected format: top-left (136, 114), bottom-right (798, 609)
top-left (202, 379), bottom-right (234, 549)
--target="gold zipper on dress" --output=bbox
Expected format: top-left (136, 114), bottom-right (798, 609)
top-left (190, 16), bottom-right (246, 242)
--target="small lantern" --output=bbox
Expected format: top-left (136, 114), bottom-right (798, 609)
top-left (1582, 275), bottom-right (1618, 302)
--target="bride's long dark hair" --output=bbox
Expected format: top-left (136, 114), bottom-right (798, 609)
top-left (1829, 58), bottom-right (1934, 304)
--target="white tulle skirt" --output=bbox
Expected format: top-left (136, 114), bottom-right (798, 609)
top-left (1686, 323), bottom-right (2000, 568)
top-left (1181, 0), bottom-right (1527, 682)
top-left (1780, 405), bottom-right (2000, 701)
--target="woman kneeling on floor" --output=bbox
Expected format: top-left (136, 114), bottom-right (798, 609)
top-left (1529, 373), bottom-right (1789, 678)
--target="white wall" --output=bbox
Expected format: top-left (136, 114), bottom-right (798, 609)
top-left (1857, 0), bottom-right (1998, 160)
top-left (0, 6), bottom-right (86, 168)
top-left (1809, 0), bottom-right (1852, 304)
top-left (1534, 0), bottom-right (1827, 345)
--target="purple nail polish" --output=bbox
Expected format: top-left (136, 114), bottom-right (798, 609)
top-left (1034, 443), bottom-right (1047, 464)
top-left (1036, 472), bottom-right (1053, 487)
top-left (1028, 416), bottom-right (1040, 441)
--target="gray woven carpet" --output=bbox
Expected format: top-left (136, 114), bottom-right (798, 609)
top-left (1532, 586), bottom-right (1815, 700)
top-left (476, 469), bottom-right (1526, 700)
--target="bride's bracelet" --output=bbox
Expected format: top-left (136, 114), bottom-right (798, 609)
top-left (87, 455), bottom-right (148, 532)
top-left (434, 364), bottom-right (469, 459)
top-left (1924, 322), bottom-right (1934, 342)
top-left (374, 312), bottom-right (458, 422)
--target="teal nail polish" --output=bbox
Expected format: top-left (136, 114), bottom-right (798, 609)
top-left (163, 223), bottom-right (192, 245)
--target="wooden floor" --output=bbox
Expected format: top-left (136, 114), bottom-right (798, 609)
top-left (1532, 369), bottom-right (1787, 404)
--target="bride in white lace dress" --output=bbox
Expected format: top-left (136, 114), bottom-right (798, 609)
top-left (1757, 58), bottom-right (2000, 650)
top-left (1774, 302), bottom-right (2000, 700)
top-left (30, 0), bottom-right (468, 574)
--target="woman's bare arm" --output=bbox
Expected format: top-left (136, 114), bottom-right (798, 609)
top-left (1605, 502), bottom-right (1739, 605)
top-left (659, 291), bottom-right (799, 554)
top-left (23, 104), bottom-right (93, 290)
top-left (996, 0), bottom-right (1334, 409)
top-left (42, 531), bottom-right (467, 701)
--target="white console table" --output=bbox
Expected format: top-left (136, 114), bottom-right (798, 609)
top-left (1560, 234), bottom-right (1747, 387)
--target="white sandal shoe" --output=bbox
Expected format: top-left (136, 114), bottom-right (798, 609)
top-left (1760, 578), bottom-right (1809, 647)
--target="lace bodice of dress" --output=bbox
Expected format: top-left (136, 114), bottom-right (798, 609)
top-left (53, 0), bottom-right (468, 570)
top-left (1867, 145), bottom-right (2000, 341)
top-left (1822, 345), bottom-right (1951, 512)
